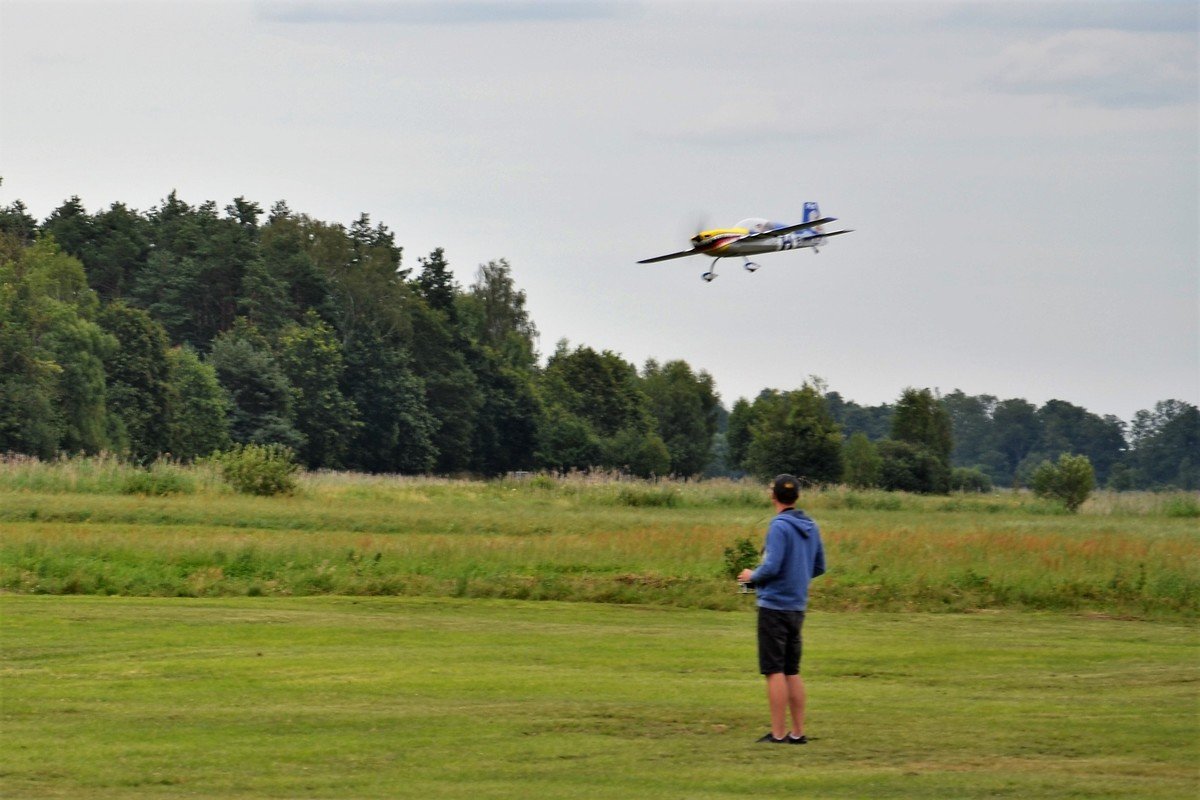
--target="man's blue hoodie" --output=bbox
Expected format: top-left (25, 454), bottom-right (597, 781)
top-left (749, 509), bottom-right (826, 611)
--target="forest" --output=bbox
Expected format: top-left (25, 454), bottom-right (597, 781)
top-left (1, 191), bottom-right (1196, 490)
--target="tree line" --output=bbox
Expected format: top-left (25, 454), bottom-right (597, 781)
top-left (1, 190), bottom-right (1195, 490)
top-left (821, 387), bottom-right (1195, 493)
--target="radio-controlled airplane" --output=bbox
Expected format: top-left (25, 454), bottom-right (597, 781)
top-left (638, 202), bottom-right (852, 282)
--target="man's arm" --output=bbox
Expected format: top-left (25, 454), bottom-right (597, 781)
top-left (748, 524), bottom-right (786, 585)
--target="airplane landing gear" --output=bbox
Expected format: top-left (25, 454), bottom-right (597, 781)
top-left (743, 259), bottom-right (760, 273)
top-left (702, 271), bottom-right (716, 282)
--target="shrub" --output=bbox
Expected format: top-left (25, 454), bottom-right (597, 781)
top-left (722, 537), bottom-right (759, 579)
top-left (616, 485), bottom-right (680, 507)
top-left (950, 467), bottom-right (993, 493)
top-left (1163, 495), bottom-right (1200, 518)
top-left (121, 463), bottom-right (195, 496)
top-left (877, 440), bottom-right (950, 494)
top-left (1030, 453), bottom-right (1095, 513)
top-left (211, 444), bottom-right (299, 496)
top-left (529, 474), bottom-right (558, 491)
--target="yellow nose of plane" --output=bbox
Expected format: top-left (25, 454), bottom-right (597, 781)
top-left (692, 228), bottom-right (746, 248)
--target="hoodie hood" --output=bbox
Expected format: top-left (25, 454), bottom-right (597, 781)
top-left (775, 509), bottom-right (813, 539)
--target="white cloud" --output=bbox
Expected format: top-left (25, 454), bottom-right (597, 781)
top-left (990, 28), bottom-right (1197, 107)
top-left (941, 1), bottom-right (1197, 34)
top-left (256, 0), bottom-right (632, 25)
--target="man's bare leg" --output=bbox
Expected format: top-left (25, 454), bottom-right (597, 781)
top-left (765, 673), bottom-right (789, 739)
top-left (785, 674), bottom-right (806, 737)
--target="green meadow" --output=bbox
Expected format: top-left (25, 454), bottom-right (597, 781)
top-left (1, 463), bottom-right (1198, 797)
top-left (1, 463), bottom-right (1197, 616)
top-left (2, 596), bottom-right (1196, 799)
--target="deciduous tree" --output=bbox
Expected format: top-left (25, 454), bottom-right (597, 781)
top-left (1129, 400), bottom-right (1200, 489)
top-left (341, 330), bottom-right (437, 474)
top-left (641, 359), bottom-right (720, 477)
top-left (7, 238), bottom-right (116, 454)
top-left (165, 345), bottom-right (230, 460)
top-left (277, 312), bottom-right (360, 469)
top-left (725, 397), bottom-right (755, 473)
top-left (97, 303), bottom-right (172, 462)
top-left (0, 236), bottom-right (65, 456)
top-left (1030, 453), bottom-right (1095, 512)
top-left (842, 432), bottom-right (882, 488)
top-left (744, 385), bottom-right (842, 483)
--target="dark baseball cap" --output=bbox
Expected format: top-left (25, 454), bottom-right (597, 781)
top-left (772, 474), bottom-right (800, 504)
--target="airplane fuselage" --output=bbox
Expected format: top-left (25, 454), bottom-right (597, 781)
top-left (696, 230), bottom-right (825, 257)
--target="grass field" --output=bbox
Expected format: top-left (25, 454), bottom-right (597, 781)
top-left (1, 464), bottom-right (1197, 797)
top-left (2, 596), bottom-right (1197, 799)
top-left (1, 465), bottom-right (1197, 616)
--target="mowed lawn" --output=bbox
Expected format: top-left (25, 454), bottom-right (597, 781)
top-left (2, 596), bottom-right (1196, 799)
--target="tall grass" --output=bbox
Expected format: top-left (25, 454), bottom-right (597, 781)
top-left (2, 458), bottom-right (1197, 617)
top-left (0, 453), bottom-right (222, 495)
top-left (3, 456), bottom-right (1193, 515)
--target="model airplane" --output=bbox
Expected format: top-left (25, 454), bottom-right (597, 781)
top-left (638, 202), bottom-right (852, 282)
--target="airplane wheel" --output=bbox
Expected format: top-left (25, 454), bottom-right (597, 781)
top-left (744, 262), bottom-right (760, 273)
top-left (702, 272), bottom-right (715, 282)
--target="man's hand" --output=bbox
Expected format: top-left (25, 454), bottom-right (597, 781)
top-left (737, 568), bottom-right (754, 584)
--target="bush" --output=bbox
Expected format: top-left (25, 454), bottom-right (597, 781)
top-left (1030, 453), bottom-right (1095, 513)
top-left (877, 440), bottom-right (950, 494)
top-left (602, 429), bottom-right (671, 479)
top-left (615, 485), bottom-right (680, 507)
top-left (1163, 495), bottom-right (1200, 518)
top-left (121, 463), bottom-right (196, 496)
top-left (950, 467), bottom-right (993, 493)
top-left (722, 537), bottom-right (759, 579)
top-left (529, 474), bottom-right (558, 491)
top-left (211, 444), bottom-right (299, 496)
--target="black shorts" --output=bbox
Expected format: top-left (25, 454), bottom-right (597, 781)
top-left (757, 607), bottom-right (805, 675)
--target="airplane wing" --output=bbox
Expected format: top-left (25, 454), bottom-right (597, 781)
top-left (736, 216), bottom-right (839, 244)
top-left (637, 248), bottom-right (705, 264)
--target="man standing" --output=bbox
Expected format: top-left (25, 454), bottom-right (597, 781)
top-left (737, 474), bottom-right (826, 744)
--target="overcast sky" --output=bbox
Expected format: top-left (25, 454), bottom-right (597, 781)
top-left (2, 0), bottom-right (1196, 421)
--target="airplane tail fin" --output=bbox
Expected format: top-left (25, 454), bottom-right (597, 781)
top-left (803, 201), bottom-right (825, 234)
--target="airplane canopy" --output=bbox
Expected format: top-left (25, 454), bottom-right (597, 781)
top-left (733, 218), bottom-right (787, 233)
